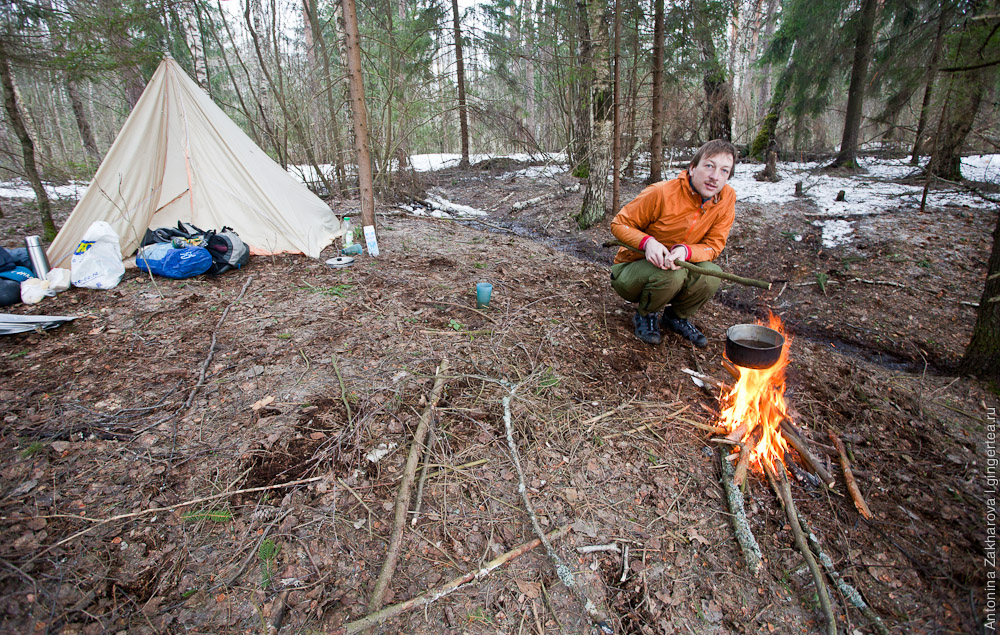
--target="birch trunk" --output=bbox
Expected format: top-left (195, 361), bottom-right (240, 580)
top-left (575, 0), bottom-right (611, 229)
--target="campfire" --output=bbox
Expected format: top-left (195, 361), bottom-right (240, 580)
top-left (718, 313), bottom-right (792, 478)
top-left (709, 314), bottom-right (883, 635)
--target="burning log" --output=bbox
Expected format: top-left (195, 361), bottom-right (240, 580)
top-left (780, 420), bottom-right (835, 488)
top-left (764, 461), bottom-right (838, 635)
top-left (718, 448), bottom-right (763, 575)
top-left (828, 432), bottom-right (873, 519)
top-left (732, 425), bottom-right (757, 487)
top-left (721, 358), bottom-right (740, 381)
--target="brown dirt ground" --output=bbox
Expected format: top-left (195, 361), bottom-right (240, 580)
top-left (0, 160), bottom-right (996, 634)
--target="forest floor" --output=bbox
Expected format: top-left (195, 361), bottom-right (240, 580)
top-left (0, 157), bottom-right (996, 634)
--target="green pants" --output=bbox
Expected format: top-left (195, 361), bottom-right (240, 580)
top-left (610, 259), bottom-right (723, 318)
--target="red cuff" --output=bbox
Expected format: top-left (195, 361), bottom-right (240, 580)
top-left (639, 235), bottom-right (651, 250)
top-left (672, 244), bottom-right (691, 260)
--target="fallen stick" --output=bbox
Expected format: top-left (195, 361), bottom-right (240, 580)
top-left (718, 447), bottom-right (763, 575)
top-left (828, 432), bottom-right (873, 519)
top-left (765, 462), bottom-right (837, 635)
top-left (337, 525), bottom-right (571, 634)
top-left (367, 359), bottom-right (450, 613)
top-left (503, 391), bottom-right (612, 633)
top-left (780, 421), bottom-right (835, 488)
top-left (184, 276), bottom-right (254, 412)
top-left (330, 354), bottom-right (353, 423)
top-left (796, 512), bottom-right (890, 635)
top-left (681, 367), bottom-right (727, 391)
top-left (733, 423), bottom-right (759, 487)
top-left (576, 543), bottom-right (621, 554)
top-left (678, 416), bottom-right (728, 435)
top-left (604, 240), bottom-right (772, 289)
top-left (410, 423), bottom-right (437, 526)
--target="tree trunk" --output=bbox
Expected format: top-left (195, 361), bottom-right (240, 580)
top-left (830, 0), bottom-right (878, 168)
top-left (0, 42), bottom-right (56, 240)
top-left (611, 0), bottom-right (621, 214)
top-left (910, 8), bottom-right (950, 165)
top-left (622, 10), bottom-right (640, 178)
top-left (571, 0), bottom-right (592, 173)
top-left (703, 69), bottom-right (732, 142)
top-left (958, 212), bottom-right (1000, 378)
top-left (66, 78), bottom-right (100, 162)
top-left (575, 0), bottom-right (611, 229)
top-left (340, 0), bottom-right (377, 232)
top-left (303, 0), bottom-right (348, 194)
top-left (452, 0), bottom-right (470, 168)
top-left (697, 34), bottom-right (731, 142)
top-left (749, 51), bottom-right (793, 161)
top-left (648, 0), bottom-right (665, 183)
top-left (928, 75), bottom-right (984, 181)
top-left (180, 0), bottom-right (208, 90)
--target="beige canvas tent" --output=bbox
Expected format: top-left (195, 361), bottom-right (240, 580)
top-left (48, 57), bottom-right (341, 267)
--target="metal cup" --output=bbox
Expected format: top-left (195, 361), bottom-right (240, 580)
top-left (24, 235), bottom-right (50, 279)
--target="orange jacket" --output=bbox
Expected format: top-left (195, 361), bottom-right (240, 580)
top-left (611, 171), bottom-right (735, 264)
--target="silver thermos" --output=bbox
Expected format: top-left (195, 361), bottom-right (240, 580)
top-left (24, 235), bottom-right (50, 279)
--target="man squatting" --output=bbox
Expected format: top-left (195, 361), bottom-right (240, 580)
top-left (609, 139), bottom-right (737, 348)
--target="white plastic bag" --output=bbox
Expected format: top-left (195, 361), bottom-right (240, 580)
top-left (21, 278), bottom-right (53, 304)
top-left (46, 268), bottom-right (71, 293)
top-left (71, 221), bottom-right (125, 289)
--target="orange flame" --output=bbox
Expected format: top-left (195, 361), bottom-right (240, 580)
top-left (719, 313), bottom-right (791, 474)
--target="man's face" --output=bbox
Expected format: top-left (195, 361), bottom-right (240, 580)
top-left (689, 152), bottom-right (734, 199)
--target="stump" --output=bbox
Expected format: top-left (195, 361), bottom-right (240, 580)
top-left (754, 151), bottom-right (780, 182)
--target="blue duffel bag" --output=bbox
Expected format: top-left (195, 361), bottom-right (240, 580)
top-left (136, 243), bottom-right (213, 279)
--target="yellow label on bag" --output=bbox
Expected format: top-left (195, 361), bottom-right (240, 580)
top-left (74, 241), bottom-right (94, 255)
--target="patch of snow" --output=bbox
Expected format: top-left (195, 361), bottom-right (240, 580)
top-left (812, 219), bottom-right (855, 248)
top-left (408, 152), bottom-right (567, 173)
top-left (960, 155), bottom-right (1000, 184)
top-left (730, 155), bottom-right (999, 216)
top-left (365, 442), bottom-right (397, 464)
top-left (499, 164), bottom-right (568, 180)
top-left (0, 179), bottom-right (88, 200)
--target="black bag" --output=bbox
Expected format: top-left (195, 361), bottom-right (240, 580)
top-left (141, 222), bottom-right (249, 275)
top-left (205, 227), bottom-right (249, 275)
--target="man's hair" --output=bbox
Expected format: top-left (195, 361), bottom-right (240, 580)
top-left (689, 139), bottom-right (738, 173)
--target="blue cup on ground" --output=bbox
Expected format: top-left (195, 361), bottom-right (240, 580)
top-left (476, 282), bottom-right (493, 309)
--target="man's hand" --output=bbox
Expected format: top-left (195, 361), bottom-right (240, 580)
top-left (644, 238), bottom-right (686, 270)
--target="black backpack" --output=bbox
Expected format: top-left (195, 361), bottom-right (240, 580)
top-left (141, 222), bottom-right (249, 275)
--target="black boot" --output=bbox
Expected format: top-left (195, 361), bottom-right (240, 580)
top-left (661, 308), bottom-right (708, 348)
top-left (632, 310), bottom-right (662, 345)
